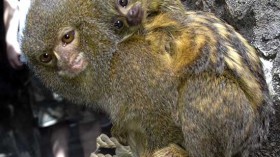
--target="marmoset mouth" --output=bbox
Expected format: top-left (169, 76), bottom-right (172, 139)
top-left (58, 52), bottom-right (88, 78)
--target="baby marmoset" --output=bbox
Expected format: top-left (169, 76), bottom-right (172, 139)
top-left (21, 0), bottom-right (272, 157)
top-left (99, 0), bottom-right (185, 41)
top-left (104, 0), bottom-right (269, 105)
top-left (107, 0), bottom-right (271, 119)
top-left (97, 0), bottom-right (273, 156)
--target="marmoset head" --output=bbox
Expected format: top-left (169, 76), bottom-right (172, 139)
top-left (21, 0), bottom-right (117, 104)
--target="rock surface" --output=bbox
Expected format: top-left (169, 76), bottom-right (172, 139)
top-left (182, 0), bottom-right (280, 156)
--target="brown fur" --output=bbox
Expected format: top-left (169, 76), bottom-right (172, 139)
top-left (21, 0), bottom-right (272, 157)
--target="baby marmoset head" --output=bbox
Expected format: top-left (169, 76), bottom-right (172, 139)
top-left (103, 0), bottom-right (186, 42)
top-left (109, 0), bottom-right (146, 41)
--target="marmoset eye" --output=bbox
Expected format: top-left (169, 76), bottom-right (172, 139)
top-left (114, 19), bottom-right (124, 29)
top-left (62, 30), bottom-right (75, 44)
top-left (118, 0), bottom-right (128, 7)
top-left (39, 52), bottom-right (53, 63)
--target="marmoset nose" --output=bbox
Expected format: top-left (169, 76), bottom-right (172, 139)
top-left (127, 3), bottom-right (143, 26)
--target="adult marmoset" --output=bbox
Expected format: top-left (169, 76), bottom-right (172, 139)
top-left (21, 0), bottom-right (272, 157)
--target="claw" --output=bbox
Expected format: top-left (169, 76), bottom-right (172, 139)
top-left (97, 134), bottom-right (117, 148)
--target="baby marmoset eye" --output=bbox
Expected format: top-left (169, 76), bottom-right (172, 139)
top-left (112, 17), bottom-right (129, 31)
top-left (118, 0), bottom-right (129, 7)
top-left (112, 16), bottom-right (140, 41)
top-left (114, 19), bottom-right (125, 29)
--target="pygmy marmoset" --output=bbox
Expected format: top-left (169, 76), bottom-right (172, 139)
top-left (21, 0), bottom-right (273, 157)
